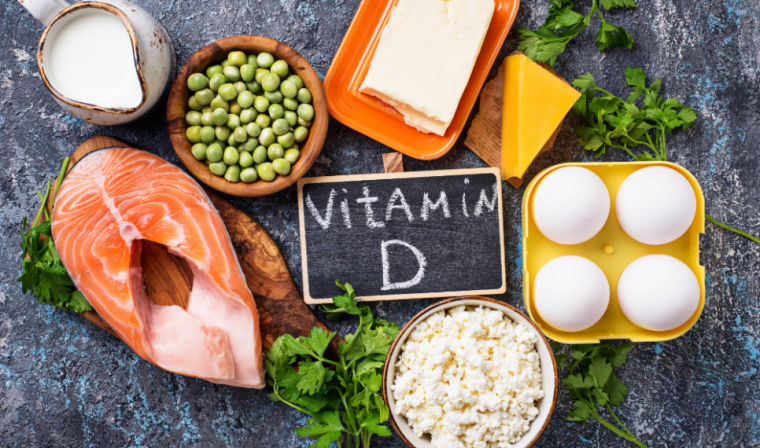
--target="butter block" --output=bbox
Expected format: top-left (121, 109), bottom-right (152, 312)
top-left (501, 53), bottom-right (581, 186)
top-left (360, 0), bottom-right (495, 136)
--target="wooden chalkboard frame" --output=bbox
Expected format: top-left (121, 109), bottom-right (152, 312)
top-left (297, 168), bottom-right (506, 304)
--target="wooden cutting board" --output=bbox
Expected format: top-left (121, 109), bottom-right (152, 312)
top-left (43, 136), bottom-right (333, 356)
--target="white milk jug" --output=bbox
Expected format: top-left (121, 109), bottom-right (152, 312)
top-left (19, 0), bottom-right (175, 125)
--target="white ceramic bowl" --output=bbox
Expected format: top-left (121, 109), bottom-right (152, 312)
top-left (382, 296), bottom-right (558, 448)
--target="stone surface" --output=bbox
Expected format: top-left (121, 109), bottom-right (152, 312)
top-left (1, 0), bottom-right (759, 447)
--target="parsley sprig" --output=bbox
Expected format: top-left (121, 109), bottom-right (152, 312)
top-left (518, 0), bottom-right (635, 67)
top-left (17, 158), bottom-right (93, 313)
top-left (553, 341), bottom-right (649, 447)
top-left (266, 280), bottom-right (400, 448)
top-left (572, 67), bottom-right (697, 161)
top-left (571, 67), bottom-right (760, 246)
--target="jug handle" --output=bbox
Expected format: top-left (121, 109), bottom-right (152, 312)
top-left (18, 0), bottom-right (69, 26)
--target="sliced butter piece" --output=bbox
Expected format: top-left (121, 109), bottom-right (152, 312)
top-left (501, 53), bottom-right (581, 186)
top-left (359, 0), bottom-right (495, 136)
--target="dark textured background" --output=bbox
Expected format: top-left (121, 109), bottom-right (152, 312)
top-left (1, 0), bottom-right (759, 447)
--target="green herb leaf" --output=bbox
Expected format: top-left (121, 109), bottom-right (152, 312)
top-left (297, 361), bottom-right (330, 395)
top-left (266, 281), bottom-right (398, 447)
top-left (18, 161), bottom-right (93, 314)
top-left (303, 327), bottom-right (336, 358)
top-left (607, 372), bottom-right (629, 406)
top-left (518, 0), bottom-right (636, 66)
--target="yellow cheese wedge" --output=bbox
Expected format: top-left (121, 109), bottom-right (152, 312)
top-left (501, 53), bottom-right (581, 187)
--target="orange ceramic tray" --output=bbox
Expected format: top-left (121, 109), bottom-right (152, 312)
top-left (324, 0), bottom-right (520, 160)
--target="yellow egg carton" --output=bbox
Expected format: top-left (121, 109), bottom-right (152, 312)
top-left (522, 161), bottom-right (705, 343)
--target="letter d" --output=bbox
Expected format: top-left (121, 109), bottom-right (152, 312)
top-left (380, 240), bottom-right (427, 291)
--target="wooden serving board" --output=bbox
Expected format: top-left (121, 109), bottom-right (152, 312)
top-left (44, 136), bottom-right (333, 355)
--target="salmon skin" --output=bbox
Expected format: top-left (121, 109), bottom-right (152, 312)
top-left (51, 148), bottom-right (264, 388)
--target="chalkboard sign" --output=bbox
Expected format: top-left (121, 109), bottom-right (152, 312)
top-left (297, 168), bottom-right (506, 303)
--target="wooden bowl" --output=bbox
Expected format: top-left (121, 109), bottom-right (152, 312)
top-left (167, 36), bottom-right (328, 197)
top-left (382, 297), bottom-right (558, 448)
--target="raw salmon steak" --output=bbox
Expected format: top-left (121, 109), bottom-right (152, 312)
top-left (51, 148), bottom-right (264, 388)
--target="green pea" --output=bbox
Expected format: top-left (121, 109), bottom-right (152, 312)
top-left (238, 91), bottom-right (255, 109)
top-left (272, 158), bottom-right (291, 175)
top-left (253, 146), bottom-right (268, 163)
top-left (272, 118), bottom-right (290, 135)
top-left (229, 100), bottom-right (242, 115)
top-left (240, 108), bottom-right (257, 124)
top-left (284, 148), bottom-right (300, 164)
top-left (246, 54), bottom-right (259, 69)
top-left (210, 96), bottom-right (229, 111)
top-left (283, 98), bottom-right (298, 111)
top-left (246, 81), bottom-right (262, 94)
top-left (201, 112), bottom-right (213, 126)
top-left (254, 96), bottom-right (270, 113)
top-left (263, 91), bottom-right (283, 104)
top-left (224, 165), bottom-right (241, 183)
top-left (267, 144), bottom-right (284, 160)
top-left (208, 73), bottom-right (226, 92)
top-left (297, 104), bottom-right (315, 122)
top-left (188, 96), bottom-right (202, 111)
top-left (294, 126), bottom-right (309, 142)
top-left (223, 146), bottom-right (240, 165)
top-left (298, 117), bottom-right (312, 127)
top-left (221, 59), bottom-right (231, 68)
top-left (188, 73), bottom-right (208, 91)
top-left (215, 126), bottom-right (231, 141)
top-left (191, 143), bottom-right (207, 160)
top-left (242, 138), bottom-right (257, 152)
top-left (279, 80), bottom-right (297, 99)
top-left (233, 127), bottom-right (248, 143)
top-left (194, 88), bottom-right (214, 106)
top-left (239, 151), bottom-right (254, 168)
top-left (262, 73), bottom-right (280, 92)
top-left (257, 52), bottom-right (275, 69)
top-left (186, 111), bottom-right (202, 126)
top-left (209, 161), bottom-right (227, 176)
top-left (227, 134), bottom-right (240, 147)
top-left (287, 74), bottom-right (304, 89)
top-left (284, 111), bottom-right (298, 127)
top-left (226, 114), bottom-right (241, 130)
top-left (228, 51), bottom-right (247, 67)
top-left (270, 60), bottom-right (289, 78)
top-left (240, 167), bottom-right (258, 183)
top-left (206, 65), bottom-right (224, 78)
top-left (257, 162), bottom-right (276, 181)
top-left (211, 108), bottom-right (228, 126)
top-left (255, 68), bottom-right (270, 84)
top-left (200, 126), bottom-right (216, 143)
top-left (269, 104), bottom-right (284, 120)
top-left (255, 114), bottom-right (271, 129)
top-left (206, 143), bottom-right (223, 162)
top-left (234, 81), bottom-right (247, 93)
top-left (259, 127), bottom-right (276, 147)
top-left (297, 88), bottom-right (313, 104)
top-left (218, 84), bottom-right (238, 101)
top-left (240, 64), bottom-right (255, 82)
top-left (186, 125), bottom-right (202, 143)
top-left (278, 132), bottom-right (295, 148)
top-left (245, 122), bottom-right (262, 138)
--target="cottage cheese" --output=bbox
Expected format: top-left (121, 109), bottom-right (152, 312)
top-left (392, 306), bottom-right (543, 448)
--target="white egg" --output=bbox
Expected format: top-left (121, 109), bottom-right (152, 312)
top-left (616, 166), bottom-right (697, 245)
top-left (534, 255), bottom-right (610, 332)
top-left (533, 167), bottom-right (610, 245)
top-left (617, 254), bottom-right (700, 331)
